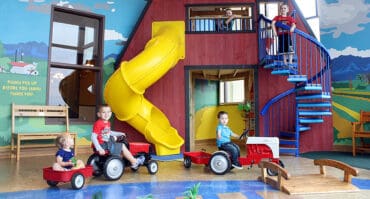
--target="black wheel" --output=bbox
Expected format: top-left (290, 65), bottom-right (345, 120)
top-left (87, 154), bottom-right (103, 177)
top-left (147, 160), bottom-right (158, 175)
top-left (267, 160), bottom-right (285, 176)
top-left (209, 151), bottom-right (231, 175)
top-left (46, 180), bottom-right (58, 187)
top-left (183, 156), bottom-right (192, 168)
top-left (103, 156), bottom-right (124, 181)
top-left (71, 173), bottom-right (85, 190)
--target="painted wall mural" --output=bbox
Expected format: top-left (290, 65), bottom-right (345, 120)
top-left (320, 0), bottom-right (370, 145)
top-left (0, 0), bottom-right (148, 147)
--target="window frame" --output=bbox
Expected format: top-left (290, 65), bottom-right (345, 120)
top-left (219, 78), bottom-right (245, 105)
top-left (47, 5), bottom-right (105, 124)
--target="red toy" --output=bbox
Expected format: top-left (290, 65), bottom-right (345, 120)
top-left (183, 130), bottom-right (284, 175)
top-left (87, 142), bottom-right (158, 181)
top-left (43, 165), bottom-right (93, 190)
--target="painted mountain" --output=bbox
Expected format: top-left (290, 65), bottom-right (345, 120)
top-left (331, 55), bottom-right (370, 82)
top-left (3, 41), bottom-right (118, 61)
top-left (3, 42), bottom-right (48, 60)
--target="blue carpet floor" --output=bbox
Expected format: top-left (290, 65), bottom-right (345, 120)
top-left (0, 180), bottom-right (274, 199)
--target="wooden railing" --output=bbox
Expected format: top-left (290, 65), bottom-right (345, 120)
top-left (186, 16), bottom-right (254, 33)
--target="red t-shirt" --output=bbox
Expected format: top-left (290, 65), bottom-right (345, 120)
top-left (272, 15), bottom-right (296, 34)
top-left (91, 119), bottom-right (111, 147)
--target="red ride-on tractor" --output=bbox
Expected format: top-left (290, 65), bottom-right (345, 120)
top-left (87, 142), bottom-right (158, 181)
top-left (183, 130), bottom-right (284, 175)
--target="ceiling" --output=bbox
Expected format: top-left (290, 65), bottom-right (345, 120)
top-left (191, 69), bottom-right (251, 80)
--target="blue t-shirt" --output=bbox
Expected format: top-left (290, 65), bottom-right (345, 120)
top-left (55, 149), bottom-right (74, 168)
top-left (216, 124), bottom-right (232, 147)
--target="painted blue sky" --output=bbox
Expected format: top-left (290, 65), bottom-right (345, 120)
top-left (320, 0), bottom-right (370, 58)
top-left (0, 0), bottom-right (147, 56)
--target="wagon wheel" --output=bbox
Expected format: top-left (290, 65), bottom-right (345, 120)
top-left (147, 160), bottom-right (159, 175)
top-left (87, 154), bottom-right (103, 177)
top-left (209, 151), bottom-right (231, 175)
top-left (46, 180), bottom-right (58, 187)
top-left (183, 156), bottom-right (192, 168)
top-left (103, 156), bottom-right (124, 181)
top-left (71, 173), bottom-right (85, 190)
top-left (267, 160), bottom-right (285, 176)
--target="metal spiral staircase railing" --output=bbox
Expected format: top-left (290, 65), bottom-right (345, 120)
top-left (258, 15), bottom-right (332, 156)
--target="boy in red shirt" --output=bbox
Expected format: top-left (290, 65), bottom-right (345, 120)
top-left (272, 4), bottom-right (296, 67)
top-left (91, 105), bottom-right (144, 169)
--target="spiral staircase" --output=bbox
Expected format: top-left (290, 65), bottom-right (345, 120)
top-left (258, 15), bottom-right (332, 156)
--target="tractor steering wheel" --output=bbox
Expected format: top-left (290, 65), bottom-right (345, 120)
top-left (239, 129), bottom-right (249, 140)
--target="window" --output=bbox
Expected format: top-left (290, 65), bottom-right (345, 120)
top-left (259, 1), bottom-right (280, 20)
top-left (48, 5), bottom-right (104, 123)
top-left (295, 0), bottom-right (320, 40)
top-left (219, 79), bottom-right (245, 104)
top-left (186, 4), bottom-right (254, 33)
top-left (259, 0), bottom-right (320, 40)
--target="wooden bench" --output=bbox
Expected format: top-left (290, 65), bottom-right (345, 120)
top-left (11, 103), bottom-right (77, 161)
top-left (352, 110), bottom-right (370, 156)
top-left (258, 159), bottom-right (359, 195)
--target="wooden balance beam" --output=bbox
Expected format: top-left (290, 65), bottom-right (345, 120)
top-left (258, 159), bottom-right (359, 195)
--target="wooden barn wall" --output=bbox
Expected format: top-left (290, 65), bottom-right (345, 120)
top-left (117, 0), bottom-right (332, 153)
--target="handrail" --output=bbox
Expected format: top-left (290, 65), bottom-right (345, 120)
top-left (260, 88), bottom-right (295, 116)
top-left (258, 15), bottom-right (330, 57)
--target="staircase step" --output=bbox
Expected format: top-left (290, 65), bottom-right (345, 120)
top-left (296, 93), bottom-right (331, 100)
top-left (280, 131), bottom-right (296, 138)
top-left (287, 75), bottom-right (307, 82)
top-left (299, 125), bottom-right (311, 131)
top-left (280, 147), bottom-right (299, 156)
top-left (271, 68), bottom-right (298, 75)
top-left (280, 139), bottom-right (296, 145)
top-left (296, 84), bottom-right (322, 91)
top-left (299, 118), bottom-right (324, 123)
top-left (297, 102), bottom-right (332, 108)
top-left (298, 110), bottom-right (332, 116)
top-left (264, 62), bottom-right (277, 69)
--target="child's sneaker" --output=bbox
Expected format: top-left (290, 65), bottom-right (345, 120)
top-left (137, 155), bottom-right (145, 165)
top-left (131, 155), bottom-right (145, 169)
top-left (232, 163), bottom-right (243, 170)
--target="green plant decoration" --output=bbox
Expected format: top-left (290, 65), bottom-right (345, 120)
top-left (238, 101), bottom-right (251, 112)
top-left (70, 157), bottom-right (77, 167)
top-left (137, 194), bottom-right (154, 199)
top-left (183, 182), bottom-right (201, 199)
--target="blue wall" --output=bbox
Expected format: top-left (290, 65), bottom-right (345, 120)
top-left (0, 0), bottom-right (148, 147)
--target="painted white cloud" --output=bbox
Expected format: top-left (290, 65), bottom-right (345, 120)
top-left (105, 29), bottom-right (127, 41)
top-left (19, 0), bottom-right (45, 2)
top-left (329, 46), bottom-right (370, 58)
top-left (319, 0), bottom-right (370, 38)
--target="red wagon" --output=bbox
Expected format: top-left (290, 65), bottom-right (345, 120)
top-left (43, 165), bottom-right (93, 190)
top-left (183, 151), bottom-right (212, 167)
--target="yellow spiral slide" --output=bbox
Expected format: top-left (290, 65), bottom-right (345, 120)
top-left (104, 21), bottom-right (185, 155)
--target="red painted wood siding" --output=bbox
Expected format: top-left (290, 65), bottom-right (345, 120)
top-left (116, 0), bottom-right (332, 153)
